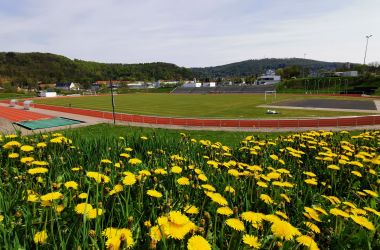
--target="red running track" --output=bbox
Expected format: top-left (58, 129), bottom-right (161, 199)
top-left (10, 102), bottom-right (379, 128)
top-left (0, 105), bottom-right (53, 122)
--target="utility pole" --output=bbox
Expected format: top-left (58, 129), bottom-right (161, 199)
top-left (302, 53), bottom-right (307, 78)
top-left (110, 79), bottom-right (116, 125)
top-left (363, 35), bottom-right (372, 65)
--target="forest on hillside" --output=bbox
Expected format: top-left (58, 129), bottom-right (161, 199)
top-left (0, 52), bottom-right (193, 88)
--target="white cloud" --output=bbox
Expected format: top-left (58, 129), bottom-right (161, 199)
top-left (0, 0), bottom-right (378, 67)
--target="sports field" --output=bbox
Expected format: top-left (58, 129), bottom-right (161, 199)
top-left (32, 93), bottom-right (374, 118)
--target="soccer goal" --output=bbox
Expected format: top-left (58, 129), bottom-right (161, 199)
top-left (264, 90), bottom-right (277, 102)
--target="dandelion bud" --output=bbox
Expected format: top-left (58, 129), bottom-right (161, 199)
top-left (149, 239), bottom-right (157, 249)
top-left (204, 211), bottom-right (211, 220)
top-left (144, 220), bottom-right (152, 228)
top-left (88, 230), bottom-right (96, 238)
top-left (200, 219), bottom-right (206, 226)
top-left (233, 206), bottom-right (239, 215)
top-left (15, 211), bottom-right (22, 218)
top-left (128, 216), bottom-right (134, 226)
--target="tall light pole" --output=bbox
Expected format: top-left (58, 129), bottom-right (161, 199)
top-left (302, 53), bottom-right (307, 78)
top-left (363, 35), bottom-right (372, 65)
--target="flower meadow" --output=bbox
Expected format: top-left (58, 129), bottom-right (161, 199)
top-left (0, 129), bottom-right (379, 249)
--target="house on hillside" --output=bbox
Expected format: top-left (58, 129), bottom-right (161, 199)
top-left (255, 70), bottom-right (281, 85)
top-left (55, 82), bottom-right (81, 91)
top-left (38, 83), bottom-right (56, 90)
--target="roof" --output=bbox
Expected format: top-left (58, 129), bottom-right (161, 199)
top-left (55, 82), bottom-right (73, 88)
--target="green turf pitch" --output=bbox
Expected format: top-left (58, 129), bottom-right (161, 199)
top-left (33, 93), bottom-right (371, 118)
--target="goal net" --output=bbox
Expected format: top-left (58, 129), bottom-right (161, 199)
top-left (264, 91), bottom-right (277, 102)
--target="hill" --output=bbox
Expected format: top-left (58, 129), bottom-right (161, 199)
top-left (0, 52), bottom-right (193, 87)
top-left (191, 58), bottom-right (345, 78)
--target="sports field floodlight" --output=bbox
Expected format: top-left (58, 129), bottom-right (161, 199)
top-left (363, 35), bottom-right (373, 65)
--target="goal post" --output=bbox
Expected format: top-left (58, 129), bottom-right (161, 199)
top-left (264, 90), bottom-right (277, 102)
top-left (82, 90), bottom-right (96, 96)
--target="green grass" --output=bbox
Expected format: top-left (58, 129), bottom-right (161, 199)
top-left (1, 125), bottom-right (379, 249)
top-left (32, 93), bottom-right (373, 118)
top-left (60, 124), bottom-right (287, 146)
top-left (0, 92), bottom-right (34, 100)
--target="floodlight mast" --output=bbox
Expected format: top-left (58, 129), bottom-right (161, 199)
top-left (363, 35), bottom-right (372, 65)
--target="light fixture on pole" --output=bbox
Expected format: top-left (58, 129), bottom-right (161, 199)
top-left (363, 35), bottom-right (372, 65)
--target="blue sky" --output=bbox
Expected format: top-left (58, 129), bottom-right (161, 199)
top-left (0, 0), bottom-right (379, 67)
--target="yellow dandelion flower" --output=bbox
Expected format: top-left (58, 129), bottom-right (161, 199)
top-left (350, 215), bottom-right (375, 231)
top-left (3, 140), bottom-right (21, 149)
top-left (34, 230), bottom-right (48, 245)
top-left (88, 208), bottom-right (103, 219)
top-left (363, 190), bottom-right (378, 198)
top-left (177, 177), bottom-right (190, 185)
top-left (242, 234), bottom-right (261, 249)
top-left (257, 181), bottom-right (268, 188)
top-left (217, 206), bottom-right (233, 216)
top-left (171, 166), bottom-right (182, 174)
top-left (198, 174), bottom-right (208, 182)
top-left (128, 158), bottom-right (142, 165)
top-left (120, 153), bottom-right (130, 158)
top-left (20, 145), bottom-right (34, 152)
top-left (260, 194), bottom-right (274, 205)
top-left (103, 227), bottom-right (134, 248)
top-left (36, 142), bottom-right (47, 148)
top-left (330, 208), bottom-right (349, 218)
top-left (224, 186), bottom-right (235, 194)
top-left (187, 235), bottom-right (211, 250)
top-left (21, 156), bottom-right (34, 163)
top-left (304, 178), bottom-right (318, 186)
top-left (27, 194), bottom-right (39, 202)
top-left (184, 205), bottom-right (199, 215)
top-left (280, 194), bottom-right (291, 203)
top-left (27, 167), bottom-right (48, 175)
top-left (303, 171), bottom-right (316, 177)
top-left (55, 204), bottom-right (65, 213)
top-left (154, 168), bottom-right (168, 175)
top-left (225, 218), bottom-right (245, 231)
top-left (78, 193), bottom-right (88, 199)
top-left (64, 181), bottom-right (78, 190)
top-left (147, 189), bottom-right (163, 198)
top-left (271, 220), bottom-right (301, 240)
top-left (363, 207), bottom-right (380, 217)
top-left (40, 192), bottom-right (63, 201)
top-left (75, 203), bottom-right (93, 214)
top-left (205, 192), bottom-right (228, 206)
top-left (275, 211), bottom-right (288, 220)
top-left (8, 153), bottom-right (19, 158)
top-left (86, 171), bottom-right (110, 183)
top-left (122, 172), bottom-right (136, 186)
top-left (304, 221), bottom-right (320, 234)
top-left (296, 235), bottom-right (319, 250)
top-left (109, 184), bottom-right (124, 196)
top-left (304, 207), bottom-right (321, 222)
top-left (201, 184), bottom-right (216, 192)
